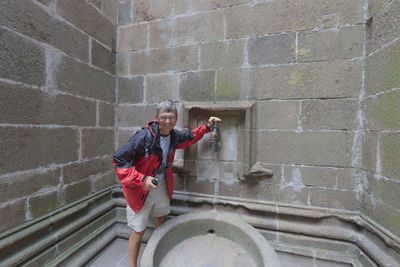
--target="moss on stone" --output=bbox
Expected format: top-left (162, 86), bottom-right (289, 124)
top-left (381, 133), bottom-right (400, 179)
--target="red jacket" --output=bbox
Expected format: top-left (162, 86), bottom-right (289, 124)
top-left (113, 120), bottom-right (210, 213)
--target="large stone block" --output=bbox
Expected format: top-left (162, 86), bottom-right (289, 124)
top-left (174, 0), bottom-right (250, 14)
top-left (118, 76), bottom-right (144, 103)
top-left (103, 0), bottom-right (117, 25)
top-left (29, 191), bottom-right (59, 219)
top-left (255, 131), bottom-right (350, 167)
top-left (99, 102), bottom-right (115, 127)
top-left (368, 0), bottom-right (392, 18)
top-left (216, 68), bottom-right (242, 100)
top-left (186, 176), bottom-right (215, 195)
top-left (133, 0), bottom-right (173, 22)
top-left (367, 0), bottom-right (400, 54)
top-left (130, 46), bottom-right (199, 74)
top-left (0, 82), bottom-right (96, 126)
top-left (0, 127), bottom-right (79, 175)
top-left (0, 28), bottom-right (45, 86)
top-left (310, 188), bottom-right (358, 210)
top-left (246, 60), bottom-right (362, 99)
top-left (81, 128), bottom-right (114, 159)
top-left (91, 171), bottom-right (117, 191)
top-left (284, 165), bottom-right (337, 188)
top-left (92, 39), bottom-right (115, 74)
top-left (201, 39), bottom-right (245, 70)
top-left (146, 74), bottom-right (178, 103)
top-left (0, 0), bottom-right (89, 62)
top-left (226, 0), bottom-right (364, 38)
top-left (149, 11), bottom-right (224, 49)
top-left (365, 91), bottom-right (400, 130)
top-left (116, 52), bottom-right (130, 76)
top-left (0, 199), bottom-right (26, 232)
top-left (57, 0), bottom-right (116, 48)
top-left (179, 71), bottom-right (215, 101)
top-left (117, 129), bottom-right (140, 147)
top-left (116, 104), bottom-right (157, 127)
top-left (298, 26), bottom-right (364, 62)
top-left (277, 252), bottom-right (314, 267)
top-left (63, 156), bottom-right (113, 184)
top-left (248, 33), bottom-right (295, 65)
top-left (88, 0), bottom-right (102, 9)
top-left (118, 24), bottom-right (147, 52)
top-left (365, 40), bottom-right (400, 95)
top-left (301, 99), bottom-right (358, 130)
top-left (362, 131), bottom-right (378, 173)
top-left (117, 0), bottom-right (132, 25)
top-left (0, 169), bottom-right (60, 203)
top-left (64, 179), bottom-right (92, 204)
top-left (380, 133), bottom-right (400, 179)
top-left (366, 173), bottom-right (400, 209)
top-left (56, 56), bottom-right (115, 102)
top-left (256, 101), bottom-right (299, 130)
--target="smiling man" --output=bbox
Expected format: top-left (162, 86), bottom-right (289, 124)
top-left (113, 100), bottom-right (221, 267)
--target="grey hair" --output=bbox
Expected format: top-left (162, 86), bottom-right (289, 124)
top-left (156, 100), bottom-right (177, 115)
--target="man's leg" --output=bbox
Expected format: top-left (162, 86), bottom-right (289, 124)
top-left (128, 229), bottom-right (145, 267)
top-left (154, 215), bottom-right (167, 228)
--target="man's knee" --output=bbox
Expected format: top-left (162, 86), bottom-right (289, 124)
top-left (130, 229), bottom-right (146, 241)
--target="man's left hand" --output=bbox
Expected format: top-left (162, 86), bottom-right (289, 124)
top-left (207, 116), bottom-right (222, 128)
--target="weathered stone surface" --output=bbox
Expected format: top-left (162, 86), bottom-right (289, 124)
top-left (246, 60), bottom-right (362, 99)
top-left (23, 246), bottom-right (57, 267)
top-left (256, 101), bottom-right (299, 130)
top-left (179, 71), bottom-right (215, 101)
top-left (174, 0), bottom-right (250, 14)
top-left (186, 176), bottom-right (214, 195)
top-left (57, 0), bottom-right (116, 48)
top-left (0, 199), bottom-right (26, 232)
top-left (226, 0), bottom-right (364, 38)
top-left (99, 102), bottom-right (115, 127)
top-left (368, 0), bottom-right (392, 18)
top-left (117, 104), bottom-right (157, 127)
top-left (133, 0), bottom-right (173, 22)
top-left (118, 76), bottom-right (144, 103)
top-left (201, 40), bottom-right (245, 69)
top-left (316, 259), bottom-right (352, 267)
top-left (380, 133), bottom-right (400, 179)
top-left (255, 131), bottom-right (350, 167)
top-left (56, 56), bottom-right (115, 102)
top-left (63, 157), bottom-right (113, 184)
top-left (146, 74), bottom-right (178, 103)
top-left (88, 0), bottom-right (102, 9)
top-left (310, 188), bottom-right (358, 210)
top-left (298, 26), bottom-right (364, 62)
top-left (0, 169), bottom-right (60, 203)
top-left (0, 82), bottom-right (96, 126)
top-left (92, 39), bottom-right (115, 74)
top-left (130, 46), bottom-right (198, 74)
top-left (29, 191), bottom-right (59, 218)
top-left (117, 129), bottom-right (139, 147)
top-left (365, 91), bottom-right (400, 130)
top-left (81, 129), bottom-right (114, 159)
top-left (173, 173), bottom-right (185, 191)
top-left (277, 252), bottom-right (314, 267)
top-left (149, 11), bottom-right (224, 48)
top-left (367, 0), bottom-right (400, 54)
top-left (116, 52), bottom-right (130, 76)
top-left (248, 33), bottom-right (295, 65)
top-left (361, 131), bottom-right (378, 174)
top-left (0, 0), bottom-right (89, 62)
top-left (284, 166), bottom-right (336, 188)
top-left (37, 0), bottom-right (53, 5)
top-left (0, 127), bottom-right (79, 175)
top-left (301, 99), bottom-right (358, 130)
top-left (117, 0), bottom-right (132, 25)
top-left (218, 180), bottom-right (241, 197)
top-left (92, 171), bottom-right (116, 191)
top-left (103, 0), bottom-right (117, 25)
top-left (0, 28), bottom-right (45, 86)
top-left (118, 24), bottom-right (147, 52)
top-left (64, 179), bottom-right (91, 204)
top-left (365, 40), bottom-right (400, 95)
top-left (366, 173), bottom-right (400, 209)
top-left (216, 68), bottom-right (242, 100)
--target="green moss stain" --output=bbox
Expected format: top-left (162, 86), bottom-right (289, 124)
top-left (381, 133), bottom-right (400, 179)
top-left (375, 91), bottom-right (400, 129)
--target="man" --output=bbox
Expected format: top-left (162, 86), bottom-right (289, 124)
top-left (113, 100), bottom-right (221, 267)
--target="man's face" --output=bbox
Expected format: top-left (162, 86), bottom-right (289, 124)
top-left (156, 110), bottom-right (177, 135)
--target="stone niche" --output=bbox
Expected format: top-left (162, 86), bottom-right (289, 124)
top-left (180, 101), bottom-right (267, 183)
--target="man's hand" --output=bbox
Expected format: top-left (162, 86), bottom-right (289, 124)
top-left (143, 177), bottom-right (157, 191)
top-left (207, 116), bottom-right (222, 128)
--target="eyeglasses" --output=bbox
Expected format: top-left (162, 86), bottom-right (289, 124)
top-left (158, 116), bottom-right (177, 122)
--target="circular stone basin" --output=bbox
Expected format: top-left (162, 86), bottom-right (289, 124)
top-left (140, 211), bottom-right (281, 267)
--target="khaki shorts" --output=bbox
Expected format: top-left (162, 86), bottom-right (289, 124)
top-left (126, 179), bottom-right (170, 232)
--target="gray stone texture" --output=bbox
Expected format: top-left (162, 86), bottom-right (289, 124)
top-left (103, 0), bottom-right (118, 25)
top-left (179, 71), bottom-right (216, 101)
top-left (298, 26), bottom-right (364, 62)
top-left (256, 131), bottom-right (350, 167)
top-left (146, 75), bottom-right (178, 103)
top-left (310, 188), bottom-right (358, 210)
top-left (284, 166), bottom-right (337, 188)
top-left (0, 0), bottom-right (89, 62)
top-left (92, 171), bottom-right (117, 191)
top-left (216, 68), bottom-right (242, 101)
top-left (174, 0), bottom-right (250, 14)
top-left (301, 99), bottom-right (358, 130)
top-left (368, 0), bottom-right (392, 18)
top-left (0, 28), bottom-right (45, 86)
top-left (256, 101), bottom-right (299, 130)
top-left (0, 127), bottom-right (79, 175)
top-left (56, 56), bottom-right (115, 102)
top-left (277, 252), bottom-right (314, 267)
top-left (63, 157), bottom-right (113, 184)
top-left (130, 46), bottom-right (199, 74)
top-left (81, 129), bottom-right (114, 159)
top-left (0, 199), bottom-right (26, 233)
top-left (88, 0), bottom-right (102, 9)
top-left (246, 60), bottom-right (362, 100)
top-left (92, 39), bottom-right (115, 74)
top-left (365, 173), bottom-right (400, 209)
top-left (186, 176), bottom-right (215, 195)
top-left (149, 11), bottom-right (224, 49)
top-left (367, 0), bottom-right (400, 54)
top-left (0, 82), bottom-right (96, 126)
top-left (133, 0), bottom-right (173, 22)
top-left (365, 90), bottom-right (400, 130)
top-left (117, 104), bottom-right (157, 127)
top-left (117, 0), bottom-right (132, 25)
top-left (380, 133), bottom-right (400, 180)
top-left (99, 102), bottom-right (115, 127)
top-left (64, 179), bottom-right (92, 204)
top-left (201, 40), bottom-right (245, 70)
top-left (362, 131), bottom-right (378, 173)
top-left (57, 0), bottom-right (116, 48)
top-left (365, 40), bottom-right (400, 95)
top-left (116, 52), bottom-right (130, 76)
top-left (248, 33), bottom-right (296, 65)
top-left (118, 24), bottom-right (147, 52)
top-left (29, 191), bottom-right (59, 218)
top-left (118, 76), bottom-right (144, 103)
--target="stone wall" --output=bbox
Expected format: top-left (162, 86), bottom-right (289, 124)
top-left (0, 0), bottom-right (117, 233)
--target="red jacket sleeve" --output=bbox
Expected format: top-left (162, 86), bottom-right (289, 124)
top-left (176, 124), bottom-right (211, 149)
